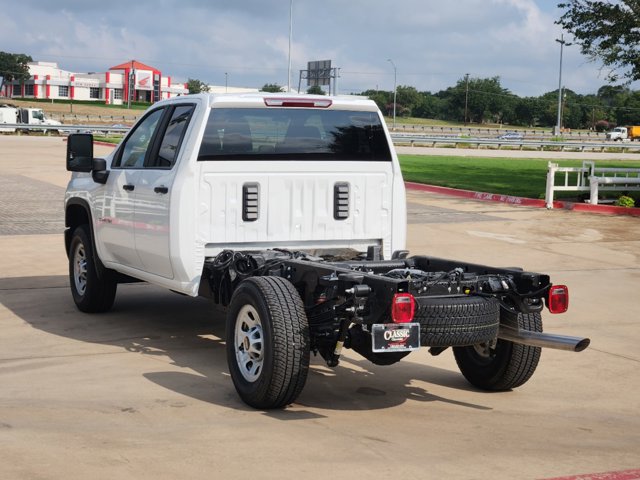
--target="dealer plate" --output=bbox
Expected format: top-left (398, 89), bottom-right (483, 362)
top-left (371, 323), bottom-right (421, 353)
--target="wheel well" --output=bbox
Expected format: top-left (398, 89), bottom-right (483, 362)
top-left (64, 202), bottom-right (91, 258)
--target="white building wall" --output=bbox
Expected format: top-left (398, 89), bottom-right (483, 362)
top-left (9, 60), bottom-right (191, 104)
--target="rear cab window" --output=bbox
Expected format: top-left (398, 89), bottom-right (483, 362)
top-left (197, 107), bottom-right (392, 161)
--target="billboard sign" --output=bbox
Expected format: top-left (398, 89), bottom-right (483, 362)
top-left (307, 60), bottom-right (332, 86)
top-left (135, 70), bottom-right (153, 90)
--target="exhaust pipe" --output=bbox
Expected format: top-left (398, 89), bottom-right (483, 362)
top-left (498, 325), bottom-right (590, 352)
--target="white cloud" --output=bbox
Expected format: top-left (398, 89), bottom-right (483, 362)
top-left (1, 0), bottom-right (635, 96)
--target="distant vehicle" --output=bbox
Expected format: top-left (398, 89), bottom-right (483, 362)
top-left (0, 105), bottom-right (62, 133)
top-left (498, 131), bottom-right (524, 141)
top-left (606, 126), bottom-right (640, 142)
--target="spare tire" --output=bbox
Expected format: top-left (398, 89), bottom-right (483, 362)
top-left (415, 296), bottom-right (500, 347)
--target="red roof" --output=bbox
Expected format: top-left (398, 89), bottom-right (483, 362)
top-left (109, 60), bottom-right (158, 72)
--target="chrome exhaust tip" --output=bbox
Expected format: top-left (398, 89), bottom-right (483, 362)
top-left (498, 325), bottom-right (590, 352)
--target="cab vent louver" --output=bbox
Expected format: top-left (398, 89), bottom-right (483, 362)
top-left (243, 183), bottom-right (259, 222)
top-left (334, 182), bottom-right (350, 220)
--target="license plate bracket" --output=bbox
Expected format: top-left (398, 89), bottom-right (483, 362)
top-left (371, 323), bottom-right (421, 353)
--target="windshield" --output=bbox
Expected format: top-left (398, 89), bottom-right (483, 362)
top-left (198, 108), bottom-right (391, 161)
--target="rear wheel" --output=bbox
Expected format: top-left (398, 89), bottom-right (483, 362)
top-left (69, 225), bottom-right (117, 313)
top-left (453, 310), bottom-right (542, 391)
top-left (226, 276), bottom-right (310, 409)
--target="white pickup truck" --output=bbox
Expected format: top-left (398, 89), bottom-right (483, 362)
top-left (64, 93), bottom-right (589, 409)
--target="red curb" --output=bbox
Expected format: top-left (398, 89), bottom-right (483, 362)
top-left (405, 181), bottom-right (640, 217)
top-left (539, 467), bottom-right (640, 480)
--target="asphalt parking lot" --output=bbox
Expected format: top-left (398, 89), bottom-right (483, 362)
top-left (1, 136), bottom-right (639, 480)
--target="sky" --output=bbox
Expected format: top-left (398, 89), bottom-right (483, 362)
top-left (0, 0), bottom-right (632, 97)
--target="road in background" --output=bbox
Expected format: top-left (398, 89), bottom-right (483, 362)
top-left (397, 145), bottom-right (640, 160)
top-left (0, 136), bottom-right (638, 479)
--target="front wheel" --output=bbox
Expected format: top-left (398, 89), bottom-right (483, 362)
top-left (69, 224), bottom-right (117, 313)
top-left (453, 311), bottom-right (542, 391)
top-left (226, 276), bottom-right (310, 409)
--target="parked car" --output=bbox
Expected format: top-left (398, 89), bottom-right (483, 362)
top-left (498, 131), bottom-right (524, 140)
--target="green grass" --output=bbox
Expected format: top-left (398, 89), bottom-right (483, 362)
top-left (399, 155), bottom-right (640, 200)
top-left (93, 135), bottom-right (123, 144)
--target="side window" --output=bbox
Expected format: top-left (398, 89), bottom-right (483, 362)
top-left (115, 108), bottom-right (164, 168)
top-left (151, 105), bottom-right (195, 168)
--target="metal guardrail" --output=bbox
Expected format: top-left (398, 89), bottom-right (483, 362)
top-left (391, 134), bottom-right (640, 153)
top-left (0, 123), bottom-right (130, 134)
top-left (49, 113), bottom-right (140, 124)
top-left (390, 124), bottom-right (606, 140)
top-left (387, 122), bottom-right (606, 141)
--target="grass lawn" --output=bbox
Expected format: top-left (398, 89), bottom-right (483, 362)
top-left (399, 155), bottom-right (640, 200)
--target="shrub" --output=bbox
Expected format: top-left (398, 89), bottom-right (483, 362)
top-left (615, 195), bottom-right (636, 208)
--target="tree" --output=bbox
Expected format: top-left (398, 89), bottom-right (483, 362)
top-left (0, 51), bottom-right (32, 86)
top-left (395, 85), bottom-right (421, 117)
top-left (557, 1), bottom-right (640, 83)
top-left (306, 85), bottom-right (325, 95)
top-left (413, 92), bottom-right (445, 119)
top-left (260, 83), bottom-right (284, 93)
top-left (448, 76), bottom-right (513, 124)
top-left (187, 78), bottom-right (209, 94)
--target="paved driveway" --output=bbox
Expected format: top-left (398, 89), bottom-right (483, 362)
top-left (1, 136), bottom-right (638, 480)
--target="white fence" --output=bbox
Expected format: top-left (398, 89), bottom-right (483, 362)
top-left (545, 161), bottom-right (640, 208)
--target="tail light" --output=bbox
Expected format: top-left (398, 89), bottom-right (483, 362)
top-left (391, 293), bottom-right (416, 323)
top-left (547, 285), bottom-right (569, 314)
top-left (264, 97), bottom-right (332, 108)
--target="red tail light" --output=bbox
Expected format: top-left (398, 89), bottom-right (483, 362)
top-left (264, 97), bottom-right (332, 108)
top-left (391, 293), bottom-right (416, 323)
top-left (547, 285), bottom-right (569, 314)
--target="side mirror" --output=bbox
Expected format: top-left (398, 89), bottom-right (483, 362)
top-left (91, 158), bottom-right (109, 184)
top-left (66, 133), bottom-right (94, 172)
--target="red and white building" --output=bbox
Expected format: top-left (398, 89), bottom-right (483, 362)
top-left (1, 60), bottom-right (188, 105)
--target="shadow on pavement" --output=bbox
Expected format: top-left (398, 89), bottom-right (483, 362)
top-left (0, 275), bottom-right (492, 413)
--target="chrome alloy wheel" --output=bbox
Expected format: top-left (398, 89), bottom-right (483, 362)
top-left (73, 243), bottom-right (88, 296)
top-left (234, 305), bottom-right (264, 382)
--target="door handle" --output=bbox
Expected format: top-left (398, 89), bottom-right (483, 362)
top-left (122, 184), bottom-right (135, 191)
top-left (154, 186), bottom-right (169, 194)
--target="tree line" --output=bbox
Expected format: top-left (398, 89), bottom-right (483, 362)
top-left (361, 77), bottom-right (640, 130)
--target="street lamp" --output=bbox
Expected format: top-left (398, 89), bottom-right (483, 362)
top-left (387, 59), bottom-right (397, 129)
top-left (225, 72), bottom-right (228, 93)
top-left (555, 34), bottom-right (571, 136)
top-left (287, 0), bottom-right (293, 92)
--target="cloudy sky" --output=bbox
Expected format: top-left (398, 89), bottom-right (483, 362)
top-left (0, 0), bottom-right (632, 97)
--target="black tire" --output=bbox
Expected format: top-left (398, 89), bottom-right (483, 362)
top-left (417, 296), bottom-right (500, 347)
top-left (69, 224), bottom-right (117, 313)
top-left (226, 277), bottom-right (310, 409)
top-left (453, 310), bottom-right (542, 391)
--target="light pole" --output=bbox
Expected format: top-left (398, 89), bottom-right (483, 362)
top-left (464, 73), bottom-right (470, 126)
top-left (287, 0), bottom-right (293, 92)
top-left (225, 72), bottom-right (228, 93)
top-left (555, 34), bottom-right (571, 135)
top-left (387, 59), bottom-right (397, 129)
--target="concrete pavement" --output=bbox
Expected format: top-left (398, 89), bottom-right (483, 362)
top-left (0, 136), bottom-right (638, 479)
